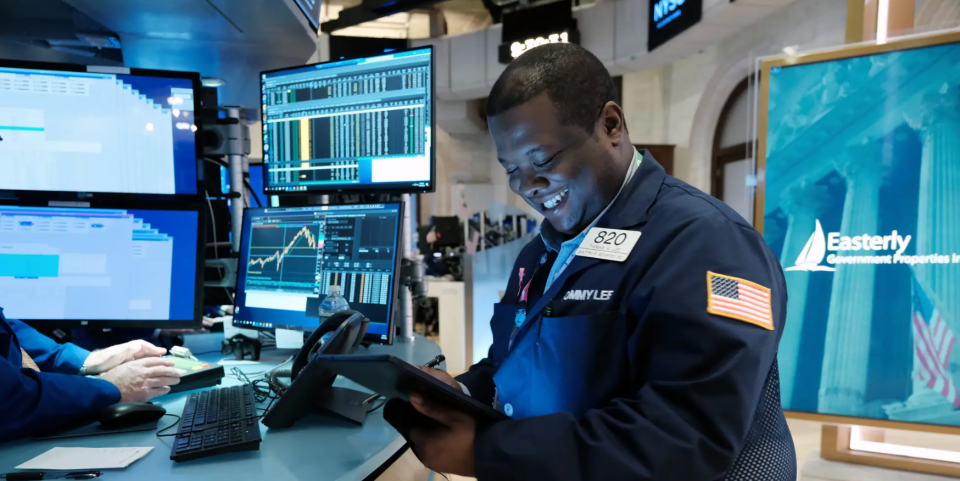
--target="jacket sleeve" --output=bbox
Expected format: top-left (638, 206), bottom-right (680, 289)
top-left (473, 217), bottom-right (786, 481)
top-left (0, 352), bottom-right (121, 442)
top-left (456, 349), bottom-right (497, 405)
top-left (8, 318), bottom-right (91, 374)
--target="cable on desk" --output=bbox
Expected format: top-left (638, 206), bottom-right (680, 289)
top-left (155, 413), bottom-right (182, 438)
top-left (224, 356), bottom-right (292, 378)
top-left (366, 398), bottom-right (388, 414)
top-left (230, 367), bottom-right (287, 404)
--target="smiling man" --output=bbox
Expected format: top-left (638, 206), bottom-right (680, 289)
top-left (397, 44), bottom-right (797, 480)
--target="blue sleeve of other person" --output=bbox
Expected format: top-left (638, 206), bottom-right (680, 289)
top-left (8, 317), bottom-right (91, 374)
top-left (0, 310), bottom-right (121, 441)
top-left (471, 216), bottom-right (788, 481)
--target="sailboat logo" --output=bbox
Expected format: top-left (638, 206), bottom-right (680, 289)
top-left (785, 220), bottom-right (836, 272)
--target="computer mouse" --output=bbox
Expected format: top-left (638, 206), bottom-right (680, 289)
top-left (98, 402), bottom-right (166, 429)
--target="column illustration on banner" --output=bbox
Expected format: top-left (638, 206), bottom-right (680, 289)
top-left (761, 37), bottom-right (960, 426)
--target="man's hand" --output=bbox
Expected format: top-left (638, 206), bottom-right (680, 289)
top-left (408, 393), bottom-right (476, 477)
top-left (416, 366), bottom-right (462, 392)
top-left (83, 340), bottom-right (167, 375)
top-left (99, 358), bottom-right (181, 402)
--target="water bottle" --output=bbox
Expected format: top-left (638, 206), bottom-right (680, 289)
top-left (318, 285), bottom-right (351, 322)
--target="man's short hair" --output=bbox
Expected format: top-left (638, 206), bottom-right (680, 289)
top-left (486, 43), bottom-right (618, 133)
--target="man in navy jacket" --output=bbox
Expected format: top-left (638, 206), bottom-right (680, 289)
top-left (400, 44), bottom-right (797, 480)
top-left (1, 307), bottom-right (180, 441)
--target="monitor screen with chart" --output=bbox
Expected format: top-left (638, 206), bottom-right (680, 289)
top-left (0, 204), bottom-right (204, 326)
top-left (259, 47), bottom-right (434, 194)
top-left (232, 203), bottom-right (402, 344)
top-left (0, 60), bottom-right (202, 197)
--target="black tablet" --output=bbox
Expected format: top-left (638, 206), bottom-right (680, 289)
top-left (314, 354), bottom-right (510, 425)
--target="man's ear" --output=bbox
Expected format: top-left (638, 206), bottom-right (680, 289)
top-left (597, 101), bottom-right (625, 146)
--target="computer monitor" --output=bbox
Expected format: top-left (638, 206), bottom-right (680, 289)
top-left (0, 60), bottom-right (203, 198)
top-left (431, 216), bottom-right (462, 248)
top-left (0, 204), bottom-right (205, 327)
top-left (259, 46), bottom-right (434, 195)
top-left (233, 203), bottom-right (403, 344)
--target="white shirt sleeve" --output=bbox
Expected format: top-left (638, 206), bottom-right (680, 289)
top-left (458, 381), bottom-right (471, 397)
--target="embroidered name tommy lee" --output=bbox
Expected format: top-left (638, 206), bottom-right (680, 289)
top-left (562, 289), bottom-right (614, 301)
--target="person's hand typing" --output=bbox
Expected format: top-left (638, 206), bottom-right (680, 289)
top-left (99, 358), bottom-right (181, 402)
top-left (82, 340), bottom-right (167, 375)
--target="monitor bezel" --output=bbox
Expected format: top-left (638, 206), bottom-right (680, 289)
top-left (259, 45), bottom-right (436, 196)
top-left (0, 199), bottom-right (207, 329)
top-left (0, 59), bottom-right (206, 202)
top-left (232, 201), bottom-right (404, 345)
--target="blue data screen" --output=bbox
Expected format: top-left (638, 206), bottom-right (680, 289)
top-left (0, 206), bottom-right (198, 321)
top-left (0, 67), bottom-right (199, 195)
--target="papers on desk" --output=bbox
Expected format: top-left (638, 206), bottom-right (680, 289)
top-left (16, 447), bottom-right (153, 470)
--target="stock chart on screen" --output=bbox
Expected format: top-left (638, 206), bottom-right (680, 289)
top-left (233, 204), bottom-right (401, 340)
top-left (246, 216), bottom-right (324, 294)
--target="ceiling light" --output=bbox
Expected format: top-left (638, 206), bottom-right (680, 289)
top-left (201, 77), bottom-right (226, 88)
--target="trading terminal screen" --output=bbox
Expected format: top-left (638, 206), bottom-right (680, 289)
top-left (0, 206), bottom-right (201, 325)
top-left (260, 47), bottom-right (434, 194)
top-left (233, 203), bottom-right (402, 343)
top-left (0, 64), bottom-right (200, 195)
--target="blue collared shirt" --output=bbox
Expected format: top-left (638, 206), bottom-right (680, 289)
top-left (540, 150), bottom-right (642, 292)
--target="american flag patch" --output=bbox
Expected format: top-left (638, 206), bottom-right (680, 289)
top-left (707, 271), bottom-right (773, 330)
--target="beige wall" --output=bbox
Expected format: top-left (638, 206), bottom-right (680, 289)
top-left (621, 0), bottom-right (849, 192)
top-left (622, 0), bottom-right (960, 194)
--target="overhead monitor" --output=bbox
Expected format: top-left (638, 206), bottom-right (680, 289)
top-left (260, 47), bottom-right (434, 195)
top-left (0, 60), bottom-right (203, 198)
top-left (293, 0), bottom-right (322, 30)
top-left (233, 203), bottom-right (402, 344)
top-left (0, 204), bottom-right (204, 327)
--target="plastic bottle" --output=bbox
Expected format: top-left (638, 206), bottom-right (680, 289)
top-left (318, 285), bottom-right (351, 322)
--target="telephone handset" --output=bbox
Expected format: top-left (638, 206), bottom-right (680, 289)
top-left (262, 310), bottom-right (373, 428)
top-left (290, 310), bottom-right (370, 381)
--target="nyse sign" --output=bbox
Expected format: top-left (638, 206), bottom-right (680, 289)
top-left (648, 0), bottom-right (702, 51)
top-left (499, 30), bottom-right (580, 64)
top-left (653, 0), bottom-right (685, 28)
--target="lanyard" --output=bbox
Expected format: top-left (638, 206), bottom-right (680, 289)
top-left (510, 251), bottom-right (550, 348)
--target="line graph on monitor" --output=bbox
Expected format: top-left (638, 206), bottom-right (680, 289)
top-left (246, 222), bottom-right (323, 292)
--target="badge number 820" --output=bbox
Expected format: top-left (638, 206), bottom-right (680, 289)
top-left (575, 228), bottom-right (641, 262)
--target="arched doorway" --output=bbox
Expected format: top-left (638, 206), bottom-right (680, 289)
top-left (710, 76), bottom-right (757, 224)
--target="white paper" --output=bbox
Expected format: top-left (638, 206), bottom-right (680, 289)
top-left (16, 447), bottom-right (153, 470)
top-left (575, 228), bottom-right (642, 262)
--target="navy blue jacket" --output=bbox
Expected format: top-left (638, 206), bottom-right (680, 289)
top-left (457, 152), bottom-right (796, 480)
top-left (0, 308), bottom-right (121, 441)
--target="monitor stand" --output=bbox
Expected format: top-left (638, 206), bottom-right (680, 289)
top-left (313, 386), bottom-right (370, 425)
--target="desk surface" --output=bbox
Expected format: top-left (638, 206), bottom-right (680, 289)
top-left (0, 334), bottom-right (441, 481)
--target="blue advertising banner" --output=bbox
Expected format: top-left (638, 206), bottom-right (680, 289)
top-left (758, 32), bottom-right (960, 428)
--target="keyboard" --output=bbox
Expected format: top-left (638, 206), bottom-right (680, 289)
top-left (169, 384), bottom-right (262, 462)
